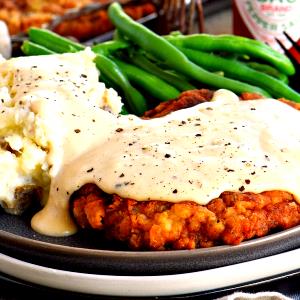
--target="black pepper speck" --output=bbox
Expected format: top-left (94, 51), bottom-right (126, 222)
top-left (239, 186), bottom-right (245, 192)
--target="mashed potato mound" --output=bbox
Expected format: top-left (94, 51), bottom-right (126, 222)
top-left (0, 49), bottom-right (122, 214)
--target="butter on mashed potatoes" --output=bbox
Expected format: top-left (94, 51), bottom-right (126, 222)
top-left (0, 49), bottom-right (122, 214)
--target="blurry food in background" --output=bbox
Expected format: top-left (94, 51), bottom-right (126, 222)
top-left (0, 0), bottom-right (156, 41)
top-left (52, 1), bottom-right (156, 41)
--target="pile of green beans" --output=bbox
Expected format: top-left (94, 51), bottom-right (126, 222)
top-left (165, 34), bottom-right (295, 76)
top-left (108, 3), bottom-right (270, 98)
top-left (176, 47), bottom-right (300, 101)
top-left (21, 3), bottom-right (300, 115)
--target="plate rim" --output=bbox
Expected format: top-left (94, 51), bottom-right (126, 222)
top-left (1, 224), bottom-right (300, 275)
top-left (1, 224), bottom-right (300, 257)
top-left (1, 250), bottom-right (300, 297)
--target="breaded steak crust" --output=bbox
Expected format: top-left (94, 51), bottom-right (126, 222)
top-left (71, 90), bottom-right (300, 250)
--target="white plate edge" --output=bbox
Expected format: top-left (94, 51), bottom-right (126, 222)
top-left (1, 249), bottom-right (300, 297)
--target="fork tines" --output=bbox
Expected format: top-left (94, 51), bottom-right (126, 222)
top-left (283, 31), bottom-right (300, 55)
top-left (275, 31), bottom-right (300, 69)
top-left (157, 0), bottom-right (204, 35)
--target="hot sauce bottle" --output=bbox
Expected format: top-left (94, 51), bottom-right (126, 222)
top-left (232, 0), bottom-right (300, 52)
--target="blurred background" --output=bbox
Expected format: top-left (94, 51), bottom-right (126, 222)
top-left (1, 0), bottom-right (299, 52)
top-left (0, 0), bottom-right (233, 43)
top-left (0, 0), bottom-right (299, 90)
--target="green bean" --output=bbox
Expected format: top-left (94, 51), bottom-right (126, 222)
top-left (163, 70), bottom-right (191, 82)
top-left (113, 29), bottom-right (129, 42)
top-left (94, 54), bottom-right (147, 116)
top-left (92, 40), bottom-right (130, 56)
top-left (128, 50), bottom-right (196, 91)
top-left (165, 34), bottom-right (295, 76)
top-left (28, 28), bottom-right (84, 53)
top-left (120, 105), bottom-right (129, 115)
top-left (108, 3), bottom-right (270, 97)
top-left (246, 62), bottom-right (289, 84)
top-left (178, 47), bottom-right (300, 102)
top-left (99, 72), bottom-right (118, 91)
top-left (113, 57), bottom-right (181, 101)
top-left (21, 40), bottom-right (55, 56)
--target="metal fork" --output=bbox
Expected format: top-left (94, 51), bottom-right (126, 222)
top-left (275, 31), bottom-right (300, 92)
top-left (155, 0), bottom-right (204, 35)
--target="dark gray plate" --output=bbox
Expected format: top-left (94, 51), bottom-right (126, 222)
top-left (0, 208), bottom-right (300, 276)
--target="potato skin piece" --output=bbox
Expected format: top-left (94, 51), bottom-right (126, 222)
top-left (0, 185), bottom-right (42, 215)
top-left (70, 90), bottom-right (300, 250)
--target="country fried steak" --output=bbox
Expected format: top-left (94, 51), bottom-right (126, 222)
top-left (71, 89), bottom-right (300, 250)
top-left (72, 184), bottom-right (300, 250)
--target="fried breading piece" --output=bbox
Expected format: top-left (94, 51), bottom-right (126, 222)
top-left (72, 184), bottom-right (300, 250)
top-left (72, 183), bottom-right (106, 230)
top-left (240, 92), bottom-right (300, 110)
top-left (143, 89), bottom-right (214, 119)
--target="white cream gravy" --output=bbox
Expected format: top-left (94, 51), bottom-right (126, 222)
top-left (32, 89), bottom-right (300, 237)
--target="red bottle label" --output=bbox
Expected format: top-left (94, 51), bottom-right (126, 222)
top-left (234, 0), bottom-right (300, 51)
